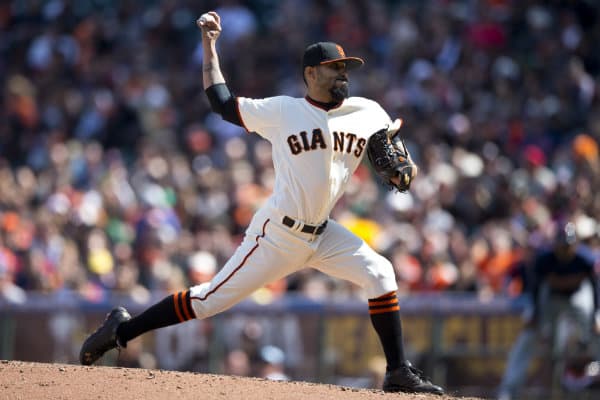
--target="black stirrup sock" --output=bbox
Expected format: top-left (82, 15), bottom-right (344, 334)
top-left (368, 291), bottom-right (406, 371)
top-left (116, 290), bottom-right (195, 345)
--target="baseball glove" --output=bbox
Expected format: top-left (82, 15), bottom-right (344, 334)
top-left (366, 119), bottom-right (417, 193)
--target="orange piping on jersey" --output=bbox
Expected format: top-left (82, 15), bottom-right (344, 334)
top-left (173, 292), bottom-right (185, 322)
top-left (369, 305), bottom-right (400, 315)
top-left (304, 96), bottom-right (344, 111)
top-left (191, 219), bottom-right (270, 302)
top-left (235, 97), bottom-right (251, 133)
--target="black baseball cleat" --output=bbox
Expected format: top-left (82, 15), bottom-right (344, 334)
top-left (383, 362), bottom-right (445, 395)
top-left (79, 306), bottom-right (131, 365)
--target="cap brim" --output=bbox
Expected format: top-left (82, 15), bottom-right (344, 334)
top-left (320, 57), bottom-right (364, 70)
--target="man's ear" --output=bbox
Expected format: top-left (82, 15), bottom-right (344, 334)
top-left (305, 66), bottom-right (316, 84)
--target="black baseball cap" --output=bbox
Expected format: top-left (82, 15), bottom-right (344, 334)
top-left (302, 42), bottom-right (364, 70)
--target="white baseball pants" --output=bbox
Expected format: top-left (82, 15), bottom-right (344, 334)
top-left (189, 205), bottom-right (398, 319)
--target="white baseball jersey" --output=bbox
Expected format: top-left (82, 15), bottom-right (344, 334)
top-left (189, 95), bottom-right (398, 320)
top-left (237, 95), bottom-right (393, 225)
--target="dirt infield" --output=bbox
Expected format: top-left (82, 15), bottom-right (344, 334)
top-left (0, 360), bottom-right (482, 400)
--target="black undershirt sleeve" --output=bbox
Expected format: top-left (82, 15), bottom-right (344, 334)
top-left (205, 83), bottom-right (242, 126)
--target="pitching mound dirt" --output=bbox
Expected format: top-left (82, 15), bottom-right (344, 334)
top-left (0, 360), bottom-right (481, 400)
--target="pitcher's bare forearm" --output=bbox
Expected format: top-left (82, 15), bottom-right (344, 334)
top-left (202, 42), bottom-right (225, 88)
top-left (202, 40), bottom-right (241, 126)
top-left (197, 11), bottom-right (224, 88)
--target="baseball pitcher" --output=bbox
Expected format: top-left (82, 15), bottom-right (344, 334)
top-left (80, 11), bottom-right (443, 395)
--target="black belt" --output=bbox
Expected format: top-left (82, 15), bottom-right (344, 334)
top-left (282, 216), bottom-right (328, 235)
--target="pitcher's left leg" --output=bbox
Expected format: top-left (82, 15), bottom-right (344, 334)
top-left (311, 220), bottom-right (443, 395)
top-left (310, 219), bottom-right (396, 298)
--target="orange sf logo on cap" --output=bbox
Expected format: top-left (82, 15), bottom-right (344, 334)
top-left (335, 44), bottom-right (345, 57)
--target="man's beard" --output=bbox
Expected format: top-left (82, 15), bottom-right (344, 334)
top-left (330, 84), bottom-right (348, 103)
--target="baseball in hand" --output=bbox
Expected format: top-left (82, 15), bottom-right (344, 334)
top-left (197, 13), bottom-right (214, 26)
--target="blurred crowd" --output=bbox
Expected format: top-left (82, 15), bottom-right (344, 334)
top-left (1, 0), bottom-right (600, 306)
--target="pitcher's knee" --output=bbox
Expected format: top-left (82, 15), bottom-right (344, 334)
top-left (188, 283), bottom-right (218, 320)
top-left (365, 259), bottom-right (398, 299)
top-left (188, 282), bottom-right (247, 320)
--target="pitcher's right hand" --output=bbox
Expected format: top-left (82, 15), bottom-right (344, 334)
top-left (197, 11), bottom-right (221, 41)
